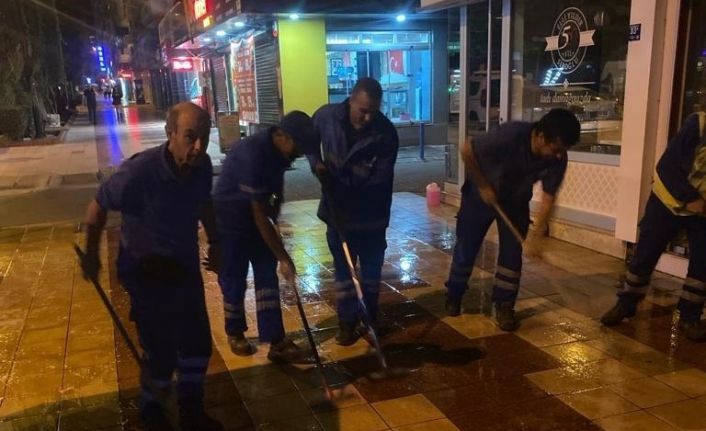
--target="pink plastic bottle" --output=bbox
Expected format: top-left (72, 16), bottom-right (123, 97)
top-left (426, 182), bottom-right (441, 206)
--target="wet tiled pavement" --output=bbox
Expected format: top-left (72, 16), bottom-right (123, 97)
top-left (1, 193), bottom-right (706, 430)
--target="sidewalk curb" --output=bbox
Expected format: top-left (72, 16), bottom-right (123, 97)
top-left (0, 173), bottom-right (99, 191)
top-left (59, 112), bottom-right (79, 142)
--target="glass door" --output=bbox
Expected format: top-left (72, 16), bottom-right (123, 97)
top-left (466, 0), bottom-right (503, 135)
top-left (325, 31), bottom-right (432, 124)
top-left (446, 8), bottom-right (461, 184)
top-left (445, 1), bottom-right (505, 190)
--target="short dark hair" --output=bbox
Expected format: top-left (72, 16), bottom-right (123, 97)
top-left (279, 110), bottom-right (318, 156)
top-left (534, 108), bottom-right (581, 148)
top-left (352, 77), bottom-right (383, 101)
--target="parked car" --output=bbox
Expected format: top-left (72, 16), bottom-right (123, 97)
top-left (468, 70), bottom-right (501, 125)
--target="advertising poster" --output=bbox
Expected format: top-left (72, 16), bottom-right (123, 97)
top-left (218, 111), bottom-right (240, 153)
top-left (231, 36), bottom-right (259, 123)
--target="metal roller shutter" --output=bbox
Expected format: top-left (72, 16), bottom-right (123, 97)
top-left (254, 30), bottom-right (282, 126)
top-left (211, 56), bottom-right (230, 114)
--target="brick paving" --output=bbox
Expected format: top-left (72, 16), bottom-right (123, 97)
top-left (1, 194), bottom-right (705, 430)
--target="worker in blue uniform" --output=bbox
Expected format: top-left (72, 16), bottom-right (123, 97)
top-left (80, 102), bottom-right (223, 431)
top-left (445, 108), bottom-right (581, 331)
top-left (213, 111), bottom-right (319, 362)
top-left (601, 112), bottom-right (706, 341)
top-left (309, 77), bottom-right (399, 345)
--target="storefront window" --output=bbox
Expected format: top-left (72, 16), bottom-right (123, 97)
top-left (511, 1), bottom-right (630, 154)
top-left (446, 9), bottom-right (461, 183)
top-left (467, 1), bottom-right (502, 133)
top-left (671, 0), bottom-right (706, 132)
top-left (326, 31), bottom-right (432, 123)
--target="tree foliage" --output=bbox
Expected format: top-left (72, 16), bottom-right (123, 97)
top-left (0, 0), bottom-right (67, 138)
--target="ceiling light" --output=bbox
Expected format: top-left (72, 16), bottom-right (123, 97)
top-left (216, 30), bottom-right (227, 37)
top-left (289, 13), bottom-right (300, 20)
top-left (396, 14), bottom-right (406, 22)
top-left (234, 21), bottom-right (245, 28)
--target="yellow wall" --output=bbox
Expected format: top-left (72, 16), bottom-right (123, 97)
top-left (278, 19), bottom-right (328, 116)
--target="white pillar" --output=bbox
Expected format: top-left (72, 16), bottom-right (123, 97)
top-left (615, 0), bottom-right (672, 242)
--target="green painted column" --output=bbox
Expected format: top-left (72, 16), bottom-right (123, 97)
top-left (278, 19), bottom-right (328, 116)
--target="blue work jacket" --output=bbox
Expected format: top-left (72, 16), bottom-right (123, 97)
top-left (213, 127), bottom-right (289, 234)
top-left (310, 100), bottom-right (399, 231)
top-left (96, 143), bottom-right (212, 273)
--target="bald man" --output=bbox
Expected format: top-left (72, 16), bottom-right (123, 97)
top-left (80, 102), bottom-right (223, 431)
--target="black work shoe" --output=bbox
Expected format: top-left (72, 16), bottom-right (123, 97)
top-left (678, 320), bottom-right (706, 342)
top-left (179, 406), bottom-right (224, 431)
top-left (495, 302), bottom-right (520, 332)
top-left (140, 402), bottom-right (175, 431)
top-left (600, 302), bottom-right (636, 327)
top-left (268, 337), bottom-right (313, 364)
top-left (335, 322), bottom-right (361, 346)
top-left (228, 333), bottom-right (256, 356)
top-left (445, 295), bottom-right (461, 317)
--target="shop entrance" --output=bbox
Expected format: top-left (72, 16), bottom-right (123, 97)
top-left (445, 0), bottom-right (508, 194)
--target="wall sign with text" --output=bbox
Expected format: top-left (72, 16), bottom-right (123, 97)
top-left (628, 24), bottom-right (641, 41)
top-left (231, 36), bottom-right (259, 124)
top-left (536, 5), bottom-right (603, 90)
top-left (544, 7), bottom-right (596, 74)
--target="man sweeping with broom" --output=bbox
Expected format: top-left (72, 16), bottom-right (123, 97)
top-left (212, 111), bottom-right (320, 363)
top-left (309, 77), bottom-right (399, 346)
top-left (79, 102), bottom-right (223, 431)
top-left (444, 109), bottom-right (581, 331)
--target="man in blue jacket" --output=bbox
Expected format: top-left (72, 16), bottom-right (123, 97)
top-left (601, 112), bottom-right (706, 341)
top-left (310, 77), bottom-right (399, 345)
top-left (80, 102), bottom-right (223, 430)
top-left (213, 111), bottom-right (319, 361)
top-left (445, 109), bottom-right (581, 331)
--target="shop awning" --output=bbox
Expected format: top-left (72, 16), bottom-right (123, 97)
top-left (235, 0), bottom-right (420, 14)
top-left (419, 0), bottom-right (486, 11)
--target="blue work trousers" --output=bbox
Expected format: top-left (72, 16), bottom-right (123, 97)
top-left (446, 189), bottom-right (530, 305)
top-left (326, 226), bottom-right (387, 325)
top-left (617, 193), bottom-right (706, 322)
top-left (118, 254), bottom-right (212, 410)
top-left (218, 233), bottom-right (285, 343)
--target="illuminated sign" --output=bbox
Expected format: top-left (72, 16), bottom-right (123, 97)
top-left (172, 60), bottom-right (193, 70)
top-left (203, 16), bottom-right (212, 28)
top-left (193, 0), bottom-right (207, 20)
top-left (97, 45), bottom-right (108, 72)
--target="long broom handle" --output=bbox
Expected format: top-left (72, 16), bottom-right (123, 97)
top-left (291, 280), bottom-right (334, 399)
top-left (339, 240), bottom-right (388, 369)
top-left (269, 220), bottom-right (333, 397)
top-left (492, 203), bottom-right (525, 245)
top-left (319, 180), bottom-right (388, 369)
top-left (74, 244), bottom-right (141, 363)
